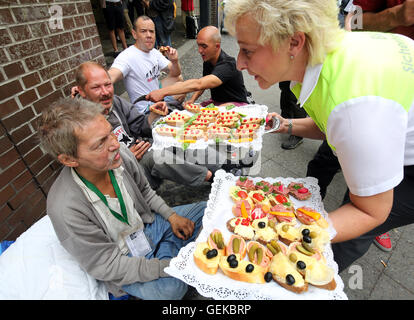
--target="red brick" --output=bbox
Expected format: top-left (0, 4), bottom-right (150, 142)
top-left (52, 74), bottom-right (68, 89)
top-left (23, 146), bottom-right (43, 167)
top-left (36, 81), bottom-right (54, 97)
top-left (38, 61), bottom-right (69, 81)
top-left (15, 132), bottom-right (37, 156)
top-left (12, 6), bottom-right (49, 23)
top-left (8, 39), bottom-right (46, 60)
top-left (0, 28), bottom-right (12, 45)
top-left (30, 154), bottom-right (54, 175)
top-left (0, 185), bottom-right (15, 205)
top-left (11, 170), bottom-right (32, 192)
top-left (7, 223), bottom-right (26, 241)
top-left (43, 32), bottom-right (73, 49)
top-left (85, 13), bottom-right (97, 26)
top-left (18, 89), bottom-right (38, 107)
top-left (22, 72), bottom-right (42, 89)
top-left (36, 165), bottom-right (54, 185)
top-left (0, 48), bottom-right (9, 65)
top-left (77, 1), bottom-right (93, 14)
top-left (0, 148), bottom-right (20, 170)
top-left (4, 61), bottom-right (26, 79)
top-left (0, 98), bottom-right (19, 118)
top-left (29, 21), bottom-right (49, 39)
top-left (9, 25), bottom-right (32, 42)
top-left (0, 160), bottom-right (26, 189)
top-left (0, 204), bottom-right (12, 225)
top-left (2, 107), bottom-right (35, 132)
top-left (0, 221), bottom-right (11, 240)
top-left (23, 197), bottom-right (46, 227)
top-left (74, 15), bottom-right (86, 28)
top-left (43, 50), bottom-right (60, 65)
top-left (0, 135), bottom-right (13, 152)
top-left (32, 90), bottom-right (63, 114)
top-left (60, 3), bottom-right (78, 16)
top-left (10, 124), bottom-right (32, 145)
top-left (62, 17), bottom-right (75, 30)
top-left (0, 80), bottom-right (23, 101)
top-left (25, 54), bottom-right (44, 71)
top-left (0, 8), bottom-right (15, 25)
top-left (8, 180), bottom-right (37, 210)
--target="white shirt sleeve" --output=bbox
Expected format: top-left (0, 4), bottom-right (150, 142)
top-left (111, 51), bottom-right (130, 77)
top-left (327, 96), bottom-right (407, 196)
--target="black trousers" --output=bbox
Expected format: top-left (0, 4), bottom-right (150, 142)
top-left (279, 81), bottom-right (307, 119)
top-left (306, 140), bottom-right (341, 199)
top-left (332, 165), bottom-right (414, 273)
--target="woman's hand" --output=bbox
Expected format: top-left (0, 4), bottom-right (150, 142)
top-left (265, 112), bottom-right (288, 133)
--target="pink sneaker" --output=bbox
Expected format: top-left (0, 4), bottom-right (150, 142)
top-left (374, 232), bottom-right (392, 252)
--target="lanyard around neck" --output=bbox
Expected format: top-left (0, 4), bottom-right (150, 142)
top-left (75, 169), bottom-right (129, 225)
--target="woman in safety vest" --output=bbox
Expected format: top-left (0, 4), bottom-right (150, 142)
top-left (224, 0), bottom-right (414, 272)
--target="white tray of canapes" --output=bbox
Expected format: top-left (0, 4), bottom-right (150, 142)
top-left (164, 170), bottom-right (348, 300)
top-left (151, 104), bottom-right (269, 151)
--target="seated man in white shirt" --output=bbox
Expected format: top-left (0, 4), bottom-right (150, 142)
top-left (109, 15), bottom-right (184, 113)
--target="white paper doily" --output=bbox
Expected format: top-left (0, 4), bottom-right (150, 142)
top-left (165, 170), bottom-right (348, 300)
top-left (151, 104), bottom-right (268, 151)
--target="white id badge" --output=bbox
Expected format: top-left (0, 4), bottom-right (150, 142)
top-left (124, 229), bottom-right (152, 257)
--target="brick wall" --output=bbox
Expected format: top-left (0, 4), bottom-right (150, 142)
top-left (0, 0), bottom-right (106, 241)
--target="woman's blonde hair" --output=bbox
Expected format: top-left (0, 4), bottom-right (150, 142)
top-left (224, 0), bottom-right (345, 66)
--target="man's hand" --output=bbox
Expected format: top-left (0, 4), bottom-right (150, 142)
top-left (147, 89), bottom-right (166, 102)
top-left (166, 46), bottom-right (179, 62)
top-left (148, 101), bottom-right (168, 125)
top-left (168, 213), bottom-right (195, 241)
top-left (129, 140), bottom-right (151, 160)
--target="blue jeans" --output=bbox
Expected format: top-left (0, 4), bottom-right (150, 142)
top-left (122, 201), bottom-right (206, 299)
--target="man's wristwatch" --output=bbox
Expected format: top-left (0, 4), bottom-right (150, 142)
top-left (287, 119), bottom-right (293, 135)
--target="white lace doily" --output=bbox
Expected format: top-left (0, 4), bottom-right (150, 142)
top-left (165, 170), bottom-right (348, 300)
top-left (151, 104), bottom-right (268, 151)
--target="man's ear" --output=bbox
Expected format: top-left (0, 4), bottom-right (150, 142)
top-left (289, 32), bottom-right (306, 58)
top-left (57, 154), bottom-right (79, 168)
top-left (77, 85), bottom-right (87, 99)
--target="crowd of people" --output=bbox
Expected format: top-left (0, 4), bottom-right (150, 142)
top-left (35, 0), bottom-right (413, 300)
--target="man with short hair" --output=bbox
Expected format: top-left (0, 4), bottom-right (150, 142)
top-left (146, 26), bottom-right (249, 107)
top-left (75, 61), bottom-right (214, 189)
top-left (38, 97), bottom-right (205, 299)
top-left (109, 15), bottom-right (183, 113)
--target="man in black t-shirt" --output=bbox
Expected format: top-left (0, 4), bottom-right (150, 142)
top-left (145, 26), bottom-right (249, 106)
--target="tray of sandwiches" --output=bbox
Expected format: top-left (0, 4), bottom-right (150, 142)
top-left (164, 170), bottom-right (348, 300)
top-left (151, 103), bottom-right (268, 151)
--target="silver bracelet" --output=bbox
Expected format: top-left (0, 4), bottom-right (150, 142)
top-left (287, 119), bottom-right (293, 135)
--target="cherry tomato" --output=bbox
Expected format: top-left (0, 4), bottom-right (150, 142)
top-left (237, 190), bottom-right (248, 199)
top-left (298, 187), bottom-right (309, 194)
top-left (275, 194), bottom-right (288, 204)
top-left (253, 193), bottom-right (264, 202)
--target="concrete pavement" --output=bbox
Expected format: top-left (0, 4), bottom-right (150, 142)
top-left (101, 21), bottom-right (414, 300)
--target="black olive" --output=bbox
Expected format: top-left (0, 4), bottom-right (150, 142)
top-left (229, 259), bottom-right (238, 268)
top-left (286, 274), bottom-right (295, 285)
top-left (264, 272), bottom-right (273, 282)
top-left (303, 235), bottom-right (312, 243)
top-left (302, 228), bottom-right (310, 236)
top-left (245, 264), bottom-right (254, 273)
top-left (297, 260), bottom-right (306, 270)
top-left (258, 221), bottom-right (266, 229)
top-left (227, 254), bottom-right (237, 263)
top-left (206, 249), bottom-right (218, 259)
